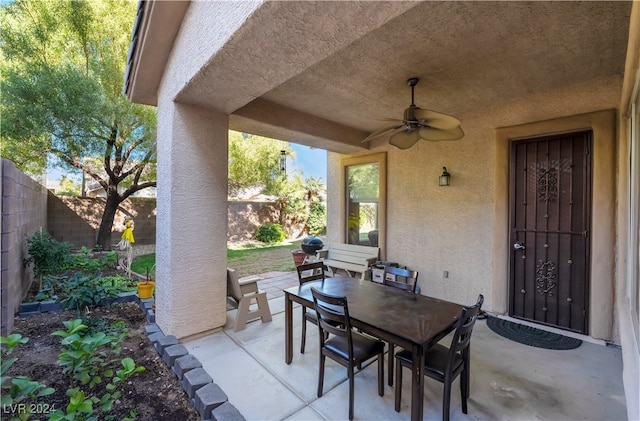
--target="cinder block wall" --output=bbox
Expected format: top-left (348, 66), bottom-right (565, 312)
top-left (48, 198), bottom-right (283, 247)
top-left (1, 159), bottom-right (48, 336)
top-left (48, 196), bottom-right (158, 247)
top-left (228, 201), bottom-right (280, 242)
top-left (47, 198), bottom-right (280, 244)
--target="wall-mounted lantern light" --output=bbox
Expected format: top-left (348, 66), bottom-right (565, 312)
top-left (439, 166), bottom-right (451, 186)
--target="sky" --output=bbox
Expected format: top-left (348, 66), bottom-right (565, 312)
top-left (289, 143), bottom-right (327, 182)
top-left (46, 143), bottom-right (327, 187)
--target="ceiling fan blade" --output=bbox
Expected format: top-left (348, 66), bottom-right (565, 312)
top-left (376, 117), bottom-right (404, 122)
top-left (413, 108), bottom-right (461, 130)
top-left (362, 125), bottom-right (404, 143)
top-left (389, 130), bottom-right (420, 149)
top-left (418, 126), bottom-right (465, 141)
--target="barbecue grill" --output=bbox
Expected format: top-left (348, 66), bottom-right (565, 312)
top-left (301, 236), bottom-right (324, 256)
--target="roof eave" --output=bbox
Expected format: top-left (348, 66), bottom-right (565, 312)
top-left (123, 0), bottom-right (191, 106)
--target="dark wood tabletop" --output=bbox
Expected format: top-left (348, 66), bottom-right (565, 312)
top-left (284, 276), bottom-right (463, 421)
top-left (285, 276), bottom-right (462, 348)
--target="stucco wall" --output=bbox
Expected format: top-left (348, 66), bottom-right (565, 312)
top-left (327, 76), bottom-right (622, 341)
top-left (155, 100), bottom-right (229, 339)
top-left (0, 159), bottom-right (47, 336)
top-left (328, 128), bottom-right (494, 311)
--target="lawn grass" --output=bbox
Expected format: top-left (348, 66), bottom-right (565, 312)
top-left (131, 240), bottom-right (303, 278)
top-left (130, 253), bottom-right (156, 278)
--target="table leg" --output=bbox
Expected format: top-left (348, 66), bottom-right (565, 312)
top-left (410, 345), bottom-right (425, 421)
top-left (285, 291), bottom-right (293, 364)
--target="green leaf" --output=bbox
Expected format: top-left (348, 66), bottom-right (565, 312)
top-left (0, 334), bottom-right (28, 350)
top-left (37, 386), bottom-right (56, 397)
top-left (69, 389), bottom-right (85, 405)
top-left (0, 393), bottom-right (13, 406)
top-left (1, 357), bottom-right (18, 377)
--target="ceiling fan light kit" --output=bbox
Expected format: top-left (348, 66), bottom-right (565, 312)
top-left (362, 77), bottom-right (464, 149)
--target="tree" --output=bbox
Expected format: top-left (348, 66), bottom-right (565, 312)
top-left (1, 0), bottom-right (156, 249)
top-left (274, 175), bottom-right (326, 238)
top-left (228, 131), bottom-right (293, 198)
top-left (57, 176), bottom-right (81, 196)
top-left (227, 131), bottom-right (326, 238)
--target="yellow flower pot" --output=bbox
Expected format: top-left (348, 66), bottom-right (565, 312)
top-left (137, 281), bottom-right (155, 299)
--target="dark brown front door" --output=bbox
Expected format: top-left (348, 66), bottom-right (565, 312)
top-left (509, 131), bottom-right (591, 333)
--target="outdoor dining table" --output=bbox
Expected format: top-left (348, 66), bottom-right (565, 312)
top-left (284, 276), bottom-right (464, 421)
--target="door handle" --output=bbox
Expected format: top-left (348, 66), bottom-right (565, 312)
top-left (513, 242), bottom-right (526, 250)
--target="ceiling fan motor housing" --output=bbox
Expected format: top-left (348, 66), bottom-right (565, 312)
top-left (404, 105), bottom-right (420, 128)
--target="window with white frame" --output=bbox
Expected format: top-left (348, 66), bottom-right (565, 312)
top-left (342, 153), bottom-right (386, 252)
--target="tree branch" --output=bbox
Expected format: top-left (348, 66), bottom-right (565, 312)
top-left (104, 124), bottom-right (118, 180)
top-left (52, 148), bottom-right (109, 192)
top-left (120, 143), bottom-right (156, 181)
top-left (120, 181), bottom-right (157, 201)
top-left (123, 136), bottom-right (147, 162)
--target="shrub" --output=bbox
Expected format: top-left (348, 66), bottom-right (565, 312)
top-left (307, 202), bottom-right (327, 236)
top-left (255, 223), bottom-right (286, 243)
top-left (72, 247), bottom-right (118, 272)
top-left (59, 273), bottom-right (121, 312)
top-left (23, 230), bottom-right (72, 286)
top-left (50, 319), bottom-right (145, 420)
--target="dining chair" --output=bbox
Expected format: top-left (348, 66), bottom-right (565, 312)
top-left (393, 294), bottom-right (484, 421)
top-left (311, 287), bottom-right (385, 421)
top-left (382, 265), bottom-right (419, 386)
top-left (296, 261), bottom-right (327, 353)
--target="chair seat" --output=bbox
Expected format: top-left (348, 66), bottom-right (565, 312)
top-left (304, 311), bottom-right (319, 324)
top-left (395, 344), bottom-right (463, 379)
top-left (325, 332), bottom-right (385, 362)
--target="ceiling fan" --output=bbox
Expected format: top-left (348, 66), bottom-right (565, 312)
top-left (361, 77), bottom-right (464, 149)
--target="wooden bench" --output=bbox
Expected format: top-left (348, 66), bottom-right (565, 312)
top-left (226, 268), bottom-right (272, 332)
top-left (316, 243), bottom-right (379, 280)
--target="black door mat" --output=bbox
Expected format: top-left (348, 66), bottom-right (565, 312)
top-left (486, 316), bottom-right (582, 350)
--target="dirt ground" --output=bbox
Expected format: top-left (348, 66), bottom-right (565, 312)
top-left (7, 303), bottom-right (200, 421)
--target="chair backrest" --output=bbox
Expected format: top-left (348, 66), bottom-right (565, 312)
top-left (311, 287), bottom-right (353, 346)
top-left (447, 294), bottom-right (484, 368)
top-left (297, 261), bottom-right (326, 285)
top-left (383, 266), bottom-right (418, 293)
top-left (226, 268), bottom-right (243, 301)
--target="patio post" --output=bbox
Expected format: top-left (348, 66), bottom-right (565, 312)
top-left (155, 101), bottom-right (229, 339)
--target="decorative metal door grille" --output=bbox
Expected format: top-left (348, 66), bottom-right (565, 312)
top-left (537, 167), bottom-right (558, 203)
top-left (509, 131), bottom-right (591, 333)
top-left (536, 260), bottom-right (556, 296)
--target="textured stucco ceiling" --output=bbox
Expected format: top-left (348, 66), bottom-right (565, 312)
top-left (127, 1), bottom-right (631, 153)
top-left (261, 1), bottom-right (631, 132)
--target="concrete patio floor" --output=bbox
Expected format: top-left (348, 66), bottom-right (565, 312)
top-left (184, 272), bottom-right (627, 421)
